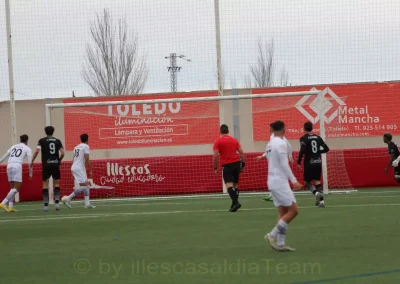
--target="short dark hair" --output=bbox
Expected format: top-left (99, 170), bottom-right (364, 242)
top-left (80, 133), bottom-right (89, 143)
top-left (220, 124), bottom-right (229, 134)
top-left (384, 132), bottom-right (392, 141)
top-left (304, 121), bottom-right (313, 132)
top-left (271, 120), bottom-right (285, 132)
top-left (45, 126), bottom-right (55, 136)
top-left (20, 134), bottom-right (29, 143)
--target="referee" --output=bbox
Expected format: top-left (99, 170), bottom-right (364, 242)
top-left (213, 124), bottom-right (245, 212)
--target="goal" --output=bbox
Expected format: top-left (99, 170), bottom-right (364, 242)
top-left (44, 90), bottom-right (355, 202)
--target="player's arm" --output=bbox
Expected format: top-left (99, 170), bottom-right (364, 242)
top-left (212, 140), bottom-right (219, 173)
top-left (278, 145), bottom-right (301, 190)
top-left (59, 140), bottom-right (65, 162)
top-left (0, 148), bottom-right (11, 164)
top-left (84, 146), bottom-right (92, 178)
top-left (31, 139), bottom-right (42, 164)
top-left (213, 150), bottom-right (219, 172)
top-left (237, 146), bottom-right (245, 170)
top-left (27, 149), bottom-right (33, 178)
top-left (236, 140), bottom-right (245, 170)
top-left (319, 137), bottom-right (329, 154)
top-left (297, 138), bottom-right (306, 166)
top-left (386, 153), bottom-right (396, 172)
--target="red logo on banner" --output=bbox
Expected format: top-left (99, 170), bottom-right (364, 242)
top-left (252, 82), bottom-right (400, 140)
top-left (63, 92), bottom-right (219, 150)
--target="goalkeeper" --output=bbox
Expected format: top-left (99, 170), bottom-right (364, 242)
top-left (385, 133), bottom-right (400, 183)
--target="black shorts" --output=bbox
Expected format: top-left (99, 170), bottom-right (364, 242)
top-left (42, 165), bottom-right (61, 181)
top-left (304, 164), bottom-right (322, 183)
top-left (394, 167), bottom-right (400, 178)
top-left (222, 161), bottom-right (241, 184)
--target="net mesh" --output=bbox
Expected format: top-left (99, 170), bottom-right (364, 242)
top-left (46, 91), bottom-right (357, 200)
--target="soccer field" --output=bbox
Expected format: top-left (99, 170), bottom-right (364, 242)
top-left (1, 189), bottom-right (400, 284)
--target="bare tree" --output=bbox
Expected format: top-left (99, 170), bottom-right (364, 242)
top-left (249, 39), bottom-right (275, 88)
top-left (82, 9), bottom-right (148, 96)
top-left (279, 66), bottom-right (289, 87)
top-left (244, 74), bottom-right (252, 89)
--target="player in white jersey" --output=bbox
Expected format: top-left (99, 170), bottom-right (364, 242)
top-left (0, 135), bottom-right (33, 212)
top-left (256, 124), bottom-right (293, 201)
top-left (62, 134), bottom-right (95, 209)
top-left (264, 121), bottom-right (302, 252)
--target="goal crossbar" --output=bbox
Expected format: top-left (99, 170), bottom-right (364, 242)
top-left (45, 91), bottom-right (320, 109)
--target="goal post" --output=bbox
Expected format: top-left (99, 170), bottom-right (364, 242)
top-left (44, 90), bottom-right (353, 202)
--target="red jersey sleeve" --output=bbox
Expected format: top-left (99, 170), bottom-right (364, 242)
top-left (236, 139), bottom-right (241, 149)
top-left (213, 139), bottom-right (220, 151)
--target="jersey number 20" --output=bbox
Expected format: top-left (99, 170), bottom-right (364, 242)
top-left (11, 148), bottom-right (22, 158)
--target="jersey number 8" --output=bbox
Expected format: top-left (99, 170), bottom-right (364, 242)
top-left (311, 140), bottom-right (318, 154)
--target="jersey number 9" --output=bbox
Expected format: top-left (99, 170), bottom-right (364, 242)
top-left (49, 143), bottom-right (56, 154)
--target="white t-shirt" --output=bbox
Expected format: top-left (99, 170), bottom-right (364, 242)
top-left (72, 143), bottom-right (90, 170)
top-left (267, 136), bottom-right (297, 188)
top-left (265, 133), bottom-right (292, 159)
top-left (0, 143), bottom-right (32, 165)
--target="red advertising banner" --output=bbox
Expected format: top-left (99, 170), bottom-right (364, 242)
top-left (1, 148), bottom-right (395, 201)
top-left (252, 82), bottom-right (400, 140)
top-left (63, 92), bottom-right (219, 149)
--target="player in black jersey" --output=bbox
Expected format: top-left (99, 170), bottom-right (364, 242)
top-left (31, 126), bottom-right (65, 211)
top-left (298, 122), bottom-right (329, 207)
top-left (383, 133), bottom-right (400, 183)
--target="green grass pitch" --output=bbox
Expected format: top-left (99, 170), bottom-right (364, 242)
top-left (1, 189), bottom-right (400, 284)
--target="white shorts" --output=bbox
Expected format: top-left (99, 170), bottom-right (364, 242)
top-left (268, 186), bottom-right (297, 207)
top-left (7, 163), bottom-right (22, 182)
top-left (71, 167), bottom-right (87, 184)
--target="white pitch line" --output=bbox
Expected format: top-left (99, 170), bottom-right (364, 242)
top-left (11, 193), bottom-right (400, 212)
top-left (0, 202), bottom-right (399, 223)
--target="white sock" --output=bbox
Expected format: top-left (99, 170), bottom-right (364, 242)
top-left (277, 233), bottom-right (286, 246)
top-left (83, 188), bottom-right (90, 206)
top-left (2, 189), bottom-right (17, 205)
top-left (276, 219), bottom-right (288, 246)
top-left (269, 219), bottom-right (288, 238)
top-left (68, 187), bottom-right (88, 201)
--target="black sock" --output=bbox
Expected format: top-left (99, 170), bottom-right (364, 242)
top-left (42, 189), bottom-right (49, 206)
top-left (315, 185), bottom-right (324, 200)
top-left (54, 187), bottom-right (60, 204)
top-left (227, 187), bottom-right (238, 206)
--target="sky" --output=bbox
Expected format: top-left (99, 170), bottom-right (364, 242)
top-left (0, 0), bottom-right (399, 100)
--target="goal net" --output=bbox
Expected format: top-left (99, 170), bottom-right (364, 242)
top-left (45, 89), bottom-right (356, 201)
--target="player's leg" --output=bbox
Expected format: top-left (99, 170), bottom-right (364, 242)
top-left (1, 166), bottom-right (22, 212)
top-left (41, 166), bottom-right (51, 212)
top-left (305, 165), bottom-right (323, 206)
top-left (394, 167), bottom-right (400, 183)
top-left (62, 168), bottom-right (90, 209)
top-left (266, 189), bottom-right (298, 251)
top-left (53, 166), bottom-right (62, 211)
top-left (314, 180), bottom-right (325, 208)
top-left (83, 187), bottom-right (95, 208)
top-left (229, 162), bottom-right (242, 212)
top-left (313, 165), bottom-right (324, 207)
top-left (263, 192), bottom-right (273, 202)
top-left (223, 164), bottom-right (236, 210)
